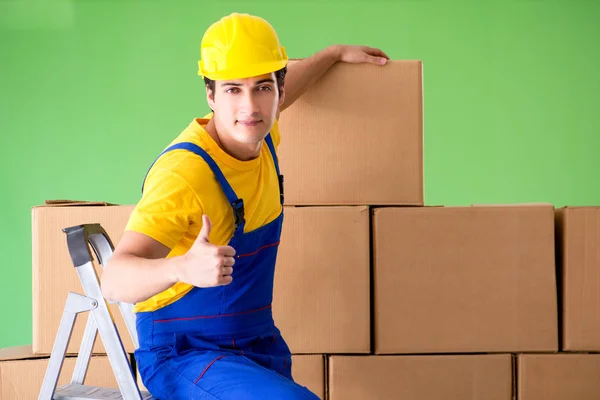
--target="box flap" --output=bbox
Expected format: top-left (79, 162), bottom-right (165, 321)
top-left (32, 200), bottom-right (118, 208)
top-left (0, 345), bottom-right (43, 361)
top-left (45, 199), bottom-right (118, 206)
top-left (470, 202), bottom-right (554, 207)
top-left (561, 205), bottom-right (600, 210)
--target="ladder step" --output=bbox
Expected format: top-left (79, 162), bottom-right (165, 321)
top-left (53, 384), bottom-right (154, 400)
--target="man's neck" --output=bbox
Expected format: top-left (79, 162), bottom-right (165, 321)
top-left (205, 118), bottom-right (262, 161)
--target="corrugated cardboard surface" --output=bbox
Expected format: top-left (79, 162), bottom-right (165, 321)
top-left (518, 354), bottom-right (600, 400)
top-left (278, 60), bottom-right (423, 206)
top-left (0, 345), bottom-right (37, 361)
top-left (373, 205), bottom-right (558, 354)
top-left (273, 206), bottom-right (370, 353)
top-left (329, 354), bottom-right (513, 400)
top-left (32, 204), bottom-right (136, 354)
top-left (291, 355), bottom-right (325, 400)
top-left (0, 354), bottom-right (116, 400)
top-left (555, 207), bottom-right (600, 351)
top-left (136, 355), bottom-right (325, 399)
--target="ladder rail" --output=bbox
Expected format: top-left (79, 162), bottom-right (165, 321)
top-left (39, 292), bottom-right (97, 399)
top-left (71, 311), bottom-right (97, 385)
top-left (76, 258), bottom-right (141, 399)
top-left (38, 223), bottom-right (152, 400)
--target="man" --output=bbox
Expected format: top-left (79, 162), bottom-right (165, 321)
top-left (102, 12), bottom-right (388, 399)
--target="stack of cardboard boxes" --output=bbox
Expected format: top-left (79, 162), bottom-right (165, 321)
top-left (274, 60), bottom-right (600, 399)
top-left (1, 60), bottom-right (600, 399)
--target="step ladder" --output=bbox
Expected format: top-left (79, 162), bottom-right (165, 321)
top-left (39, 223), bottom-right (154, 400)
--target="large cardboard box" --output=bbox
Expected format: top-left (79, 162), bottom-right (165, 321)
top-left (273, 206), bottom-right (370, 353)
top-left (518, 354), bottom-right (600, 399)
top-left (373, 205), bottom-right (558, 354)
top-left (32, 202), bottom-right (136, 354)
top-left (278, 60), bottom-right (423, 206)
top-left (329, 354), bottom-right (513, 400)
top-left (0, 345), bottom-right (118, 400)
top-left (135, 355), bottom-right (326, 399)
top-left (555, 207), bottom-right (600, 351)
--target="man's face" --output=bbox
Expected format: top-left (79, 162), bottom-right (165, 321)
top-left (207, 72), bottom-right (284, 145)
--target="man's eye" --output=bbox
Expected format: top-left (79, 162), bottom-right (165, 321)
top-left (258, 86), bottom-right (272, 91)
top-left (226, 88), bottom-right (240, 93)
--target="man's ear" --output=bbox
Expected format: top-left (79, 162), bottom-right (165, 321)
top-left (276, 85), bottom-right (285, 119)
top-left (278, 85), bottom-right (285, 107)
top-left (206, 85), bottom-right (216, 110)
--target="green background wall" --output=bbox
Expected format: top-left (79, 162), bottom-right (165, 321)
top-left (0, 0), bottom-right (598, 348)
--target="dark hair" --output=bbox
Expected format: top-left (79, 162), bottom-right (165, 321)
top-left (204, 66), bottom-right (287, 99)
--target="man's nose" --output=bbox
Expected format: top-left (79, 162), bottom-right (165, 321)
top-left (241, 92), bottom-right (260, 114)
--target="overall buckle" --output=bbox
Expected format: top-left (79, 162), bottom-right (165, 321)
top-left (278, 174), bottom-right (284, 204)
top-left (232, 199), bottom-right (245, 227)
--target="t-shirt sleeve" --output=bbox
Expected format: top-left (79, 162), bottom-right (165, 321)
top-left (126, 167), bottom-right (202, 249)
top-left (271, 118), bottom-right (281, 148)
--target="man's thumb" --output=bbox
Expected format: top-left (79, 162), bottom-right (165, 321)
top-left (198, 214), bottom-right (211, 242)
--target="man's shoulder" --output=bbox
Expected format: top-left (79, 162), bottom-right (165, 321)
top-left (145, 118), bottom-right (213, 184)
top-left (155, 116), bottom-right (211, 161)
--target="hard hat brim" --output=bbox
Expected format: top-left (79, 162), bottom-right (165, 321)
top-left (198, 59), bottom-right (288, 81)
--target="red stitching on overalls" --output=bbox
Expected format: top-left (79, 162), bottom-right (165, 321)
top-left (281, 357), bottom-right (287, 374)
top-left (231, 339), bottom-right (235, 348)
top-left (235, 241), bottom-right (280, 258)
top-left (154, 304), bottom-right (272, 323)
top-left (195, 355), bottom-right (226, 383)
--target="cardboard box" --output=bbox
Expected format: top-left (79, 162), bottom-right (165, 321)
top-left (555, 207), bottom-right (600, 351)
top-left (135, 355), bottom-right (325, 399)
top-left (278, 60), bottom-right (423, 206)
top-left (373, 205), bottom-right (558, 353)
top-left (329, 354), bottom-right (513, 400)
top-left (0, 345), bottom-right (118, 399)
top-left (291, 355), bottom-right (325, 400)
top-left (32, 202), bottom-right (136, 354)
top-left (273, 206), bottom-right (370, 353)
top-left (518, 354), bottom-right (600, 399)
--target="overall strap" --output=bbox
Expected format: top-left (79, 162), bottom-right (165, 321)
top-left (264, 134), bottom-right (284, 205)
top-left (141, 142), bottom-right (246, 235)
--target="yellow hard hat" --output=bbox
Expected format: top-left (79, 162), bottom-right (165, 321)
top-left (198, 13), bottom-right (288, 81)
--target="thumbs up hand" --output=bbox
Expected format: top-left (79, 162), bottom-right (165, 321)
top-left (175, 215), bottom-right (236, 287)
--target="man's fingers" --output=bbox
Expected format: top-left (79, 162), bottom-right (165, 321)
top-left (365, 54), bottom-right (387, 65)
top-left (366, 46), bottom-right (390, 59)
top-left (217, 245), bottom-right (236, 257)
top-left (222, 257), bottom-right (235, 267)
top-left (221, 266), bottom-right (233, 276)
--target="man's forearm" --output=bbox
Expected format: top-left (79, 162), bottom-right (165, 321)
top-left (101, 253), bottom-right (183, 304)
top-left (281, 45), bottom-right (341, 112)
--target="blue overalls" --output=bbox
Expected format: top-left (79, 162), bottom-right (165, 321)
top-left (134, 134), bottom-right (319, 399)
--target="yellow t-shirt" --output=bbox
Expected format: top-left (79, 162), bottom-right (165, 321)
top-left (126, 114), bottom-right (283, 313)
